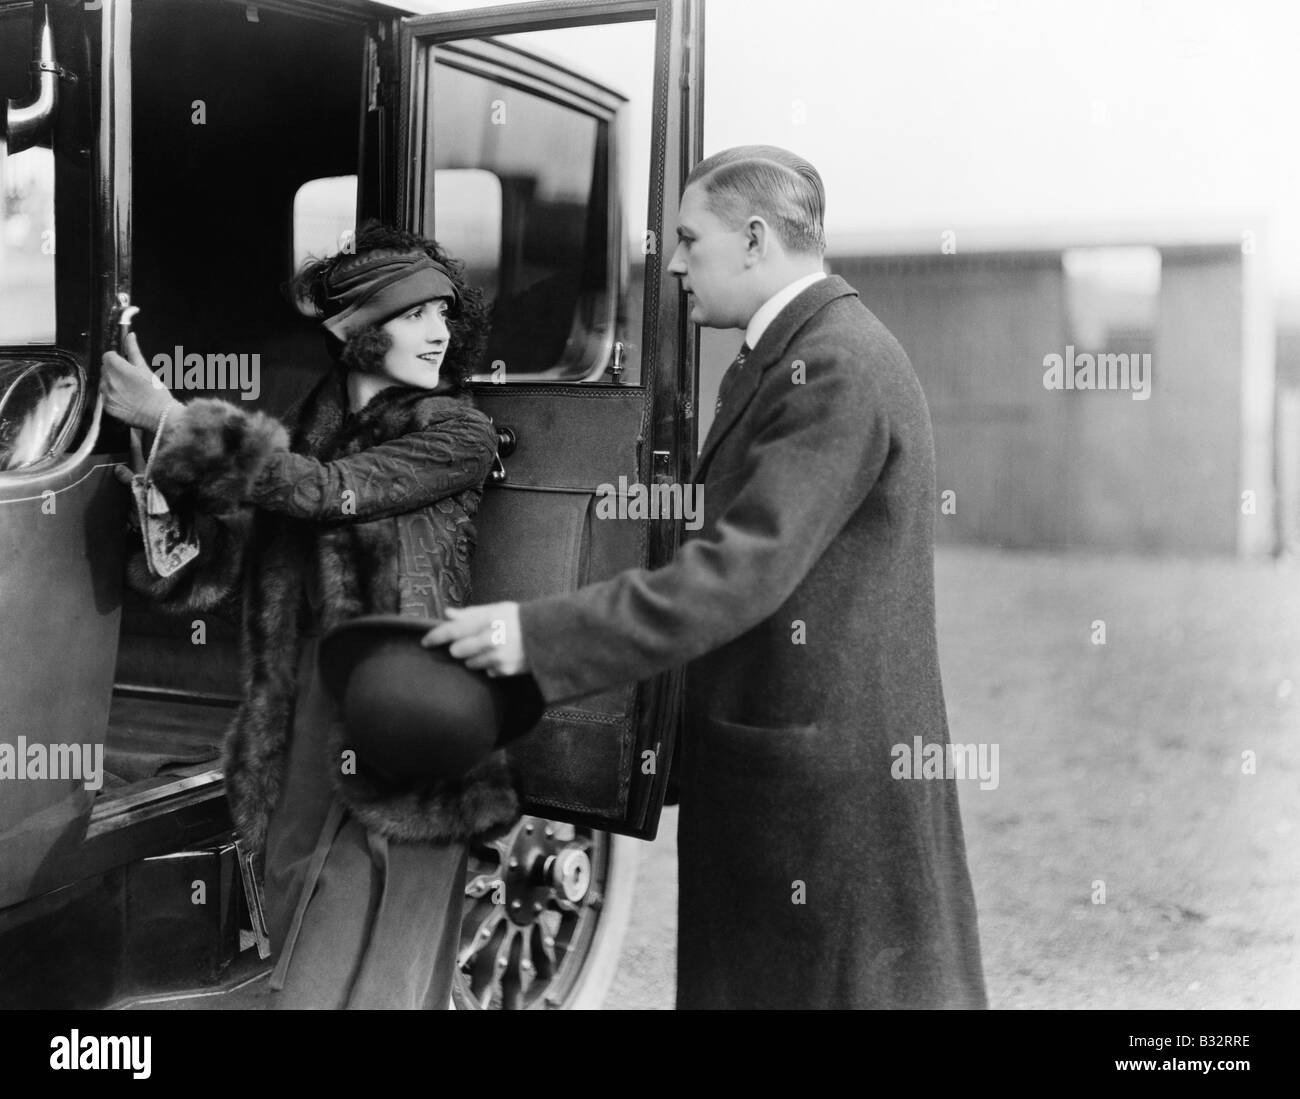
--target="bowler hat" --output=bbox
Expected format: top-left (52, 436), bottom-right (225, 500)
top-left (319, 614), bottom-right (545, 785)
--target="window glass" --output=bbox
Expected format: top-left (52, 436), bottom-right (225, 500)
top-left (292, 175), bottom-right (358, 273)
top-left (1, 3), bottom-right (56, 345)
top-left (434, 167), bottom-right (503, 301)
top-left (421, 19), bottom-right (656, 384)
top-left (0, 148), bottom-right (56, 345)
top-left (0, 357), bottom-right (83, 471)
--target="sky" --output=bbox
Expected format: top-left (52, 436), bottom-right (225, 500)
top-left (387, 0), bottom-right (1300, 298)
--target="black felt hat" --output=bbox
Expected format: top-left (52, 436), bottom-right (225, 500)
top-left (319, 614), bottom-right (545, 784)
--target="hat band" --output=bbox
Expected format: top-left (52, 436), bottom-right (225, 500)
top-left (323, 264), bottom-right (459, 339)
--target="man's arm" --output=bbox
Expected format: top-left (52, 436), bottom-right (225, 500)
top-left (428, 327), bottom-right (898, 704)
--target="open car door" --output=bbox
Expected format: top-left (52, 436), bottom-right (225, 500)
top-left (398, 0), bottom-right (704, 840)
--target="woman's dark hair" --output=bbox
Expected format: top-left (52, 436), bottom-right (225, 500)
top-left (290, 221), bottom-right (488, 394)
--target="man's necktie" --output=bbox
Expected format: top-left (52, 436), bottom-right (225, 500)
top-left (714, 342), bottom-right (752, 415)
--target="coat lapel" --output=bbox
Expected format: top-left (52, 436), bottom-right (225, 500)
top-left (692, 275), bottom-right (860, 485)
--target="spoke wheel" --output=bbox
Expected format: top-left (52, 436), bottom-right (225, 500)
top-left (453, 815), bottom-right (632, 1010)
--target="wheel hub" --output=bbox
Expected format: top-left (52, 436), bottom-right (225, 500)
top-left (455, 816), bottom-right (605, 1009)
top-left (502, 818), bottom-right (592, 925)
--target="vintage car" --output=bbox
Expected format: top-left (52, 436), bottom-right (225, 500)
top-left (0, 0), bottom-right (703, 1009)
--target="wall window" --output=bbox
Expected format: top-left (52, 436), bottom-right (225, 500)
top-left (1063, 246), bottom-right (1161, 352)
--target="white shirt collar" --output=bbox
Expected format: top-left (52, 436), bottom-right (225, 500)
top-left (744, 271), bottom-right (827, 352)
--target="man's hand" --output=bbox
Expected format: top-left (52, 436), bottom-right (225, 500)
top-left (422, 602), bottom-right (528, 677)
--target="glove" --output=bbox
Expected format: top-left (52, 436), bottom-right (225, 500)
top-left (101, 332), bottom-right (184, 431)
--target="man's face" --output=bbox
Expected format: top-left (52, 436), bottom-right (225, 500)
top-left (667, 183), bottom-right (751, 330)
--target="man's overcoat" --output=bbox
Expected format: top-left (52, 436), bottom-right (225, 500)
top-left (520, 275), bottom-right (987, 1009)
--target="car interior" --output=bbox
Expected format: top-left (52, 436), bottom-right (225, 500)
top-left (104, 0), bottom-right (368, 799)
top-left (102, 0), bottom-right (640, 807)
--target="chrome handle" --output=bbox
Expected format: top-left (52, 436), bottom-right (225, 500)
top-left (4, 4), bottom-right (61, 156)
top-left (113, 292), bottom-right (140, 353)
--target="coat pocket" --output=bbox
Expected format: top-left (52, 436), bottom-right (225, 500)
top-left (700, 714), bottom-right (819, 751)
top-left (682, 716), bottom-right (835, 943)
top-left (693, 714), bottom-right (825, 805)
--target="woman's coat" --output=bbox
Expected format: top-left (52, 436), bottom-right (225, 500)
top-left (132, 369), bottom-right (521, 874)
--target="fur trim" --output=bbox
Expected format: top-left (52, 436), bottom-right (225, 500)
top-left (152, 398), bottom-right (290, 511)
top-left (124, 507), bottom-right (255, 615)
top-left (221, 516), bottom-right (305, 857)
top-left (210, 369), bottom-right (519, 865)
top-left (330, 729), bottom-right (523, 845)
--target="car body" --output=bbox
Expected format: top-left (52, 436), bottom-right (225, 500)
top-left (0, 0), bottom-right (704, 1009)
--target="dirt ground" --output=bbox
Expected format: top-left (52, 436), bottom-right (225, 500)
top-left (606, 545), bottom-right (1300, 1009)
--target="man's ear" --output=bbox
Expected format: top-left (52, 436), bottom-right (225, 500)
top-left (743, 215), bottom-right (771, 265)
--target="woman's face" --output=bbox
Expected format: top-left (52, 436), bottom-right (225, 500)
top-left (378, 296), bottom-right (452, 388)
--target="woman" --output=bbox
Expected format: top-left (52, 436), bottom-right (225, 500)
top-left (101, 223), bottom-right (520, 1008)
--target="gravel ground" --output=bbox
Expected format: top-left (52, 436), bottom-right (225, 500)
top-left (605, 546), bottom-right (1300, 1009)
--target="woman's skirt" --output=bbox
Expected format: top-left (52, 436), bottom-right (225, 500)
top-left (261, 634), bottom-right (468, 1009)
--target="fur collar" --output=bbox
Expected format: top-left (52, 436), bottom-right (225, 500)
top-left (285, 366), bottom-right (478, 459)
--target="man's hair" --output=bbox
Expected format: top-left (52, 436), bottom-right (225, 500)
top-left (685, 145), bottom-right (826, 255)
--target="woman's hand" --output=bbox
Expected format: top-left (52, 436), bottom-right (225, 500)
top-left (422, 603), bottom-right (528, 677)
top-left (101, 332), bottom-right (182, 431)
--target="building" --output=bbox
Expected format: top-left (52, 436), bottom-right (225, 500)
top-left (700, 223), bottom-right (1280, 557)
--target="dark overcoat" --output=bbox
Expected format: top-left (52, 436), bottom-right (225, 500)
top-left (519, 275), bottom-right (988, 1009)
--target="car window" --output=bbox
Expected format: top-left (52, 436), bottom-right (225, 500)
top-left (0, 3), bottom-right (56, 346)
top-left (292, 175), bottom-right (359, 274)
top-left (417, 20), bottom-right (657, 385)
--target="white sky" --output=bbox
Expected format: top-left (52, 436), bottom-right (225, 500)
top-left (388, 0), bottom-right (1300, 296)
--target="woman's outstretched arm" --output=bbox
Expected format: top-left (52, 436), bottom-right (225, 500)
top-left (147, 397), bottom-right (496, 523)
top-left (102, 333), bottom-right (495, 534)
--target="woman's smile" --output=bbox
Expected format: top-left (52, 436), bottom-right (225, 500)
top-left (380, 298), bottom-right (452, 388)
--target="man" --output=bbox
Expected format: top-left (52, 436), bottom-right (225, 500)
top-left (425, 145), bottom-right (988, 1009)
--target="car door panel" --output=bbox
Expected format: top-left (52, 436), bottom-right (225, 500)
top-left (0, 396), bottom-right (124, 908)
top-left (471, 386), bottom-right (649, 820)
top-left (399, 0), bottom-right (702, 838)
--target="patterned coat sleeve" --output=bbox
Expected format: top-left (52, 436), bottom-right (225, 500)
top-left (245, 411), bottom-right (497, 522)
top-left (147, 395), bottom-right (496, 520)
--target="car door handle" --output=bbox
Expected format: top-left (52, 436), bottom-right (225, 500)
top-left (490, 425), bottom-right (517, 484)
